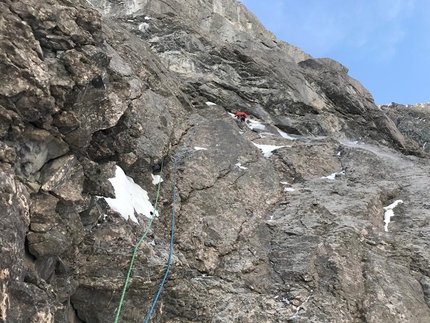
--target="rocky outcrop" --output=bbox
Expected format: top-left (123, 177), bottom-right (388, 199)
top-left (381, 102), bottom-right (430, 153)
top-left (1, 0), bottom-right (188, 321)
top-left (85, 0), bottom-right (421, 155)
top-left (1, 0), bottom-right (429, 322)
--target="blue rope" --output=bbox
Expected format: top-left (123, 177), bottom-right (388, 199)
top-left (144, 125), bottom-right (196, 323)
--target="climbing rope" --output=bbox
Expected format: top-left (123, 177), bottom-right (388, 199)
top-left (114, 124), bottom-right (196, 322)
top-left (114, 159), bottom-right (164, 323)
top-left (144, 125), bottom-right (196, 323)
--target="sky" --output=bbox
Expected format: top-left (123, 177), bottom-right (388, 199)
top-left (240, 0), bottom-right (430, 105)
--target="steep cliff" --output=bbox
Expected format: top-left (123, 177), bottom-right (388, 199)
top-left (0, 0), bottom-right (429, 322)
top-left (381, 102), bottom-right (430, 153)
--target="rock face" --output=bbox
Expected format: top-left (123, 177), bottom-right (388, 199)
top-left (0, 0), bottom-right (429, 322)
top-left (380, 102), bottom-right (430, 153)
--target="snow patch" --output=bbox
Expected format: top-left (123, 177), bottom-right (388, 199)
top-left (321, 170), bottom-right (345, 180)
top-left (253, 143), bottom-right (287, 157)
top-left (194, 147), bottom-right (208, 151)
top-left (322, 173), bottom-right (336, 180)
top-left (205, 101), bottom-right (217, 106)
top-left (247, 119), bottom-right (266, 130)
top-left (383, 199), bottom-right (403, 232)
top-left (151, 174), bottom-right (163, 185)
top-left (258, 132), bottom-right (276, 139)
top-left (289, 296), bottom-right (311, 320)
top-left (235, 163), bottom-right (248, 170)
top-left (277, 128), bottom-right (297, 140)
top-left (284, 187), bottom-right (295, 192)
top-left (280, 181), bottom-right (289, 185)
top-left (104, 166), bottom-right (158, 224)
top-left (384, 200), bottom-right (403, 211)
top-left (138, 22), bottom-right (150, 32)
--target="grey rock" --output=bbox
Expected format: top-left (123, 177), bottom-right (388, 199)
top-left (0, 141), bottom-right (16, 164)
top-left (40, 154), bottom-right (84, 201)
top-left (81, 159), bottom-right (116, 197)
top-left (27, 193), bottom-right (84, 258)
top-left (17, 126), bottom-right (70, 177)
top-left (421, 276), bottom-right (430, 308)
top-left (0, 0), bottom-right (429, 322)
top-left (381, 102), bottom-right (430, 153)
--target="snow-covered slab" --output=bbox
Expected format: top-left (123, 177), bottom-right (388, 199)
top-left (104, 166), bottom-right (158, 224)
top-left (247, 119), bottom-right (266, 130)
top-left (277, 128), bottom-right (297, 140)
top-left (289, 296), bottom-right (311, 320)
top-left (321, 172), bottom-right (337, 180)
top-left (205, 101), bottom-right (217, 106)
top-left (138, 22), bottom-right (150, 32)
top-left (383, 199), bottom-right (403, 232)
top-left (384, 200), bottom-right (403, 211)
top-left (151, 174), bottom-right (163, 185)
top-left (235, 163), bottom-right (248, 170)
top-left (194, 147), bottom-right (208, 151)
top-left (258, 132), bottom-right (276, 139)
top-left (321, 170), bottom-right (345, 180)
top-left (284, 187), bottom-right (295, 192)
top-left (253, 143), bottom-right (287, 157)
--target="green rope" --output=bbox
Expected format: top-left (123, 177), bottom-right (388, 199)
top-left (143, 124), bottom-right (196, 323)
top-left (114, 159), bottom-right (164, 323)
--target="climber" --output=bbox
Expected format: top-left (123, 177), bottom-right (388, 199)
top-left (234, 111), bottom-right (248, 122)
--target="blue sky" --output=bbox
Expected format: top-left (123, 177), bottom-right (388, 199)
top-left (240, 0), bottom-right (430, 105)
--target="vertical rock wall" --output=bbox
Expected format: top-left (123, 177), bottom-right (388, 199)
top-left (0, 0), bottom-right (429, 322)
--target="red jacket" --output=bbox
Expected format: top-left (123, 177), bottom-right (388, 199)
top-left (234, 112), bottom-right (248, 118)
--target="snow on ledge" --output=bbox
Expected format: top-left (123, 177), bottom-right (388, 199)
top-left (194, 147), bottom-right (208, 151)
top-left (138, 22), bottom-right (150, 32)
top-left (321, 173), bottom-right (336, 180)
top-left (321, 171), bottom-right (345, 180)
top-left (235, 163), bottom-right (248, 170)
top-left (277, 128), bottom-right (297, 140)
top-left (104, 166), bottom-right (158, 224)
top-left (247, 119), bottom-right (266, 130)
top-left (289, 296), bottom-right (311, 320)
top-left (258, 132), bottom-right (276, 139)
top-left (383, 199), bottom-right (403, 232)
top-left (151, 174), bottom-right (163, 185)
top-left (205, 101), bottom-right (217, 106)
top-left (253, 143), bottom-right (287, 157)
